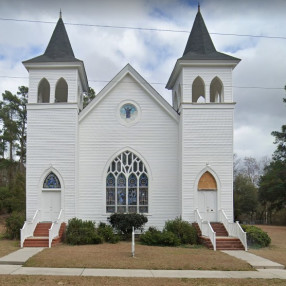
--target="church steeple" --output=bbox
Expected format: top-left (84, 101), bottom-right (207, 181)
top-left (179, 8), bottom-right (239, 61)
top-left (23, 15), bottom-right (81, 63)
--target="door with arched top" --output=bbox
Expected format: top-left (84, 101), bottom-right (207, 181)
top-left (197, 171), bottom-right (217, 221)
top-left (41, 172), bottom-right (61, 221)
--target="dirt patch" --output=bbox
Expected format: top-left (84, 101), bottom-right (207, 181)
top-left (0, 276), bottom-right (285, 286)
top-left (25, 242), bottom-right (253, 271)
top-left (249, 225), bottom-right (286, 267)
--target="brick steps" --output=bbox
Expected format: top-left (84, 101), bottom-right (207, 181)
top-left (210, 223), bottom-right (228, 236)
top-left (193, 222), bottom-right (245, 251)
top-left (23, 222), bottom-right (66, 247)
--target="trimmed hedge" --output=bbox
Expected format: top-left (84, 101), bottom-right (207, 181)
top-left (108, 213), bottom-right (148, 238)
top-left (65, 218), bottom-right (103, 245)
top-left (242, 225), bottom-right (271, 248)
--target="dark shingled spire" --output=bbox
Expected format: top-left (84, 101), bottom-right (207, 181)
top-left (180, 8), bottom-right (239, 61)
top-left (24, 16), bottom-right (81, 63)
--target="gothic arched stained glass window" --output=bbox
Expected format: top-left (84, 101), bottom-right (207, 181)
top-left (106, 151), bottom-right (148, 213)
top-left (43, 172), bottom-right (61, 189)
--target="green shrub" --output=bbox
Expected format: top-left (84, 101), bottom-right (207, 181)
top-left (242, 225), bottom-right (271, 248)
top-left (108, 213), bottom-right (148, 239)
top-left (140, 227), bottom-right (180, 246)
top-left (164, 217), bottom-right (198, 245)
top-left (5, 212), bottom-right (25, 239)
top-left (65, 218), bottom-right (103, 245)
top-left (97, 222), bottom-right (120, 243)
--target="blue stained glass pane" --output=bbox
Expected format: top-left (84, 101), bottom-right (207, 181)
top-left (106, 174), bottom-right (115, 187)
top-left (106, 188), bottom-right (115, 205)
top-left (117, 173), bottom-right (126, 187)
top-left (139, 174), bottom-right (148, 187)
top-left (128, 188), bottom-right (137, 205)
top-left (128, 174), bottom-right (137, 187)
top-left (117, 189), bottom-right (126, 205)
top-left (43, 172), bottom-right (61, 188)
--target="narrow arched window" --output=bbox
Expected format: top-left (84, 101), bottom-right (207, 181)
top-left (192, 76), bottom-right (205, 103)
top-left (106, 151), bottom-right (148, 213)
top-left (210, 77), bottom-right (223, 103)
top-left (55, 78), bottom-right (68, 102)
top-left (38, 78), bottom-right (50, 103)
top-left (43, 172), bottom-right (61, 189)
top-left (198, 171), bottom-right (217, 191)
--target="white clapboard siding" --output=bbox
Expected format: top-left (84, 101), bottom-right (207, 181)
top-left (26, 105), bottom-right (78, 221)
top-left (180, 106), bottom-right (234, 222)
top-left (78, 74), bottom-right (179, 229)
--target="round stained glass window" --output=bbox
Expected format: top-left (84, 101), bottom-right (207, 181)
top-left (120, 103), bottom-right (137, 122)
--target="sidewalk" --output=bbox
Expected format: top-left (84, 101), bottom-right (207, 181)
top-left (0, 247), bottom-right (285, 279)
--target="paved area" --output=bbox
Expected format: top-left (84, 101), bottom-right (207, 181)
top-left (222, 250), bottom-right (285, 269)
top-left (0, 265), bottom-right (285, 279)
top-left (0, 248), bottom-right (285, 279)
top-left (0, 247), bottom-right (44, 265)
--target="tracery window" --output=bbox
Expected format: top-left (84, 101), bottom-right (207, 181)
top-left (43, 172), bottom-right (61, 189)
top-left (106, 151), bottom-right (148, 213)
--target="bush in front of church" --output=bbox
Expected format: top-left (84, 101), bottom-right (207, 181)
top-left (241, 225), bottom-right (271, 248)
top-left (108, 213), bottom-right (148, 239)
top-left (164, 217), bottom-right (198, 245)
top-left (97, 222), bottom-right (120, 243)
top-left (140, 227), bottom-right (180, 246)
top-left (65, 218), bottom-right (103, 245)
top-left (140, 218), bottom-right (198, 246)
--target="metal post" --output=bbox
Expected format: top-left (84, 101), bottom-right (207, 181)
top-left (132, 226), bottom-right (135, 257)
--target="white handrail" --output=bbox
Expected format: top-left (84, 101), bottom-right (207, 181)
top-left (218, 209), bottom-right (247, 251)
top-left (195, 209), bottom-right (216, 251)
top-left (48, 209), bottom-right (64, 248)
top-left (20, 210), bottom-right (41, 248)
top-left (202, 221), bottom-right (216, 251)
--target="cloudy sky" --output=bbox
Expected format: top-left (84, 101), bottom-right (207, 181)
top-left (0, 0), bottom-right (285, 160)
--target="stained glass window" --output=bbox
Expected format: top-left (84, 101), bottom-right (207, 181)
top-left (106, 151), bottom-right (148, 213)
top-left (43, 172), bottom-right (61, 188)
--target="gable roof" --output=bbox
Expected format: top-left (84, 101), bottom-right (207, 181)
top-left (180, 8), bottom-right (239, 61)
top-left (23, 17), bottom-right (82, 64)
top-left (79, 64), bottom-right (179, 123)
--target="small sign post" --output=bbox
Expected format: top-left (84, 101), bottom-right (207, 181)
top-left (132, 226), bottom-right (135, 257)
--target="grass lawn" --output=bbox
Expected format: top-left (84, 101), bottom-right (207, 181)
top-left (249, 225), bottom-right (286, 267)
top-left (24, 242), bottom-right (253, 271)
top-left (0, 276), bottom-right (284, 286)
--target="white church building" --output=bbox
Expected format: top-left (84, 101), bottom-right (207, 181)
top-left (21, 7), bottom-right (247, 250)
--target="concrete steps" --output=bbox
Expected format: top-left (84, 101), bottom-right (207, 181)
top-left (23, 222), bottom-right (66, 247)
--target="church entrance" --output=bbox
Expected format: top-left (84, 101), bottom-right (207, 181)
top-left (41, 191), bottom-right (61, 221)
top-left (198, 190), bottom-right (217, 221)
top-left (197, 171), bottom-right (218, 221)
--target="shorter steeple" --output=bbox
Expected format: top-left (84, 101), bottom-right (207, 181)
top-left (23, 15), bottom-right (81, 63)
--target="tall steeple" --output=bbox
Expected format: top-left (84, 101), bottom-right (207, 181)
top-left (179, 7), bottom-right (239, 61)
top-left (23, 15), bottom-right (81, 63)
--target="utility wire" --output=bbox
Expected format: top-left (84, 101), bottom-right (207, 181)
top-left (0, 17), bottom-right (286, 40)
top-left (0, 75), bottom-right (284, 90)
